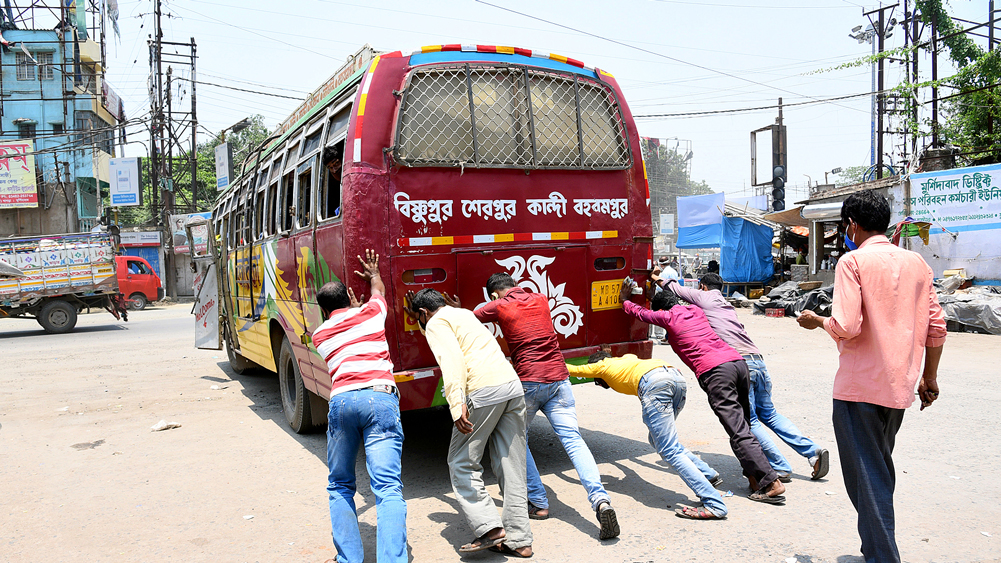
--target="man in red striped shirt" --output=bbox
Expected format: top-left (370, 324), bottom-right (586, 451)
top-left (312, 249), bottom-right (406, 563)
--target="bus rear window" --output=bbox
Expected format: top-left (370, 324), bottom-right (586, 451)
top-left (395, 64), bottom-right (630, 170)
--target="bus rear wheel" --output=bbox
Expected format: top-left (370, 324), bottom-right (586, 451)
top-left (278, 336), bottom-right (314, 434)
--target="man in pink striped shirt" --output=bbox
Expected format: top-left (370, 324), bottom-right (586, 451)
top-left (313, 250), bottom-right (406, 563)
top-left (798, 190), bottom-right (946, 563)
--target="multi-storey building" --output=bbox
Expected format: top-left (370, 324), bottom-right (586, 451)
top-left (0, 1), bottom-right (123, 236)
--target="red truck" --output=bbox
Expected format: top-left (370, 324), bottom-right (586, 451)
top-left (114, 255), bottom-right (163, 310)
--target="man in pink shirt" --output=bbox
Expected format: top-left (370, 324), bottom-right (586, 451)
top-left (798, 190), bottom-right (946, 563)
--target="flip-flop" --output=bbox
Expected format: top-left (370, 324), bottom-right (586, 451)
top-left (675, 506), bottom-right (726, 520)
top-left (459, 533), bottom-right (505, 553)
top-left (747, 491), bottom-right (786, 504)
top-left (489, 544), bottom-right (534, 558)
top-left (812, 449), bottom-right (830, 480)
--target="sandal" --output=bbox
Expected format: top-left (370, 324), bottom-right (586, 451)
top-left (675, 506), bottom-right (725, 520)
top-left (747, 491), bottom-right (786, 504)
top-left (528, 503), bottom-right (549, 520)
top-left (489, 544), bottom-right (534, 558)
top-left (459, 532), bottom-right (506, 553)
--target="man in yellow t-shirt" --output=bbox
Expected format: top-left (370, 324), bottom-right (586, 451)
top-left (568, 351), bottom-right (728, 520)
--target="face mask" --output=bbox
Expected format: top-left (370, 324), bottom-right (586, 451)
top-left (844, 222), bottom-right (858, 251)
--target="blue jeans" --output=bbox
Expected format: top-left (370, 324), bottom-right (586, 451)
top-left (746, 357), bottom-right (820, 472)
top-left (833, 400), bottom-right (904, 563)
top-left (639, 367), bottom-right (727, 517)
top-left (523, 379), bottom-right (609, 511)
top-left (326, 389), bottom-right (407, 563)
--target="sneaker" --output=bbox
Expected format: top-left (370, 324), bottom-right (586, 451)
top-left (709, 475), bottom-right (723, 488)
top-left (595, 501), bottom-right (620, 540)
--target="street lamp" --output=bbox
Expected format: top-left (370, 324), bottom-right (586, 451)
top-left (218, 117), bottom-right (251, 142)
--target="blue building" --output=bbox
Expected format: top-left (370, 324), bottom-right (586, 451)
top-left (0, 1), bottom-right (123, 235)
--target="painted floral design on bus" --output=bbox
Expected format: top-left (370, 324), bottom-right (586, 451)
top-left (474, 254), bottom-right (583, 339)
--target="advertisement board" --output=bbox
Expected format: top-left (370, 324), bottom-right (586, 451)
top-left (214, 143), bottom-right (232, 189)
top-left (109, 157), bottom-right (141, 207)
top-left (659, 213), bottom-right (675, 235)
top-left (170, 212), bottom-right (212, 254)
top-left (0, 139), bottom-right (38, 209)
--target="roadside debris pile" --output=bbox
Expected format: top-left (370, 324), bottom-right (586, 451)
top-left (936, 275), bottom-right (1001, 335)
top-left (752, 281), bottom-right (833, 317)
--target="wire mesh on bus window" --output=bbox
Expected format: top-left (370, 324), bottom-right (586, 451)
top-left (396, 67), bottom-right (474, 164)
top-left (470, 67), bottom-right (532, 166)
top-left (394, 65), bottom-right (630, 170)
top-left (578, 81), bottom-right (629, 167)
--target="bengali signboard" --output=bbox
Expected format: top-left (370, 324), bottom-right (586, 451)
top-left (0, 140), bottom-right (38, 209)
top-left (893, 163), bottom-right (1001, 281)
top-left (903, 165), bottom-right (1000, 231)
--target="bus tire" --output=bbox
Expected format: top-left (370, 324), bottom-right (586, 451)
top-left (278, 336), bottom-right (314, 434)
top-left (38, 300), bottom-right (78, 334)
top-left (128, 293), bottom-right (148, 311)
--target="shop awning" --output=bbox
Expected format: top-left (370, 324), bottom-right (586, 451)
top-left (763, 205), bottom-right (809, 228)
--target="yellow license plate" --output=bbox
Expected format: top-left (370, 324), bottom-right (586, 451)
top-left (591, 280), bottom-right (623, 311)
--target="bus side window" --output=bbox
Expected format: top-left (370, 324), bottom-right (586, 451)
top-left (254, 189), bottom-right (265, 240)
top-left (281, 173), bottom-right (295, 232)
top-left (266, 182), bottom-right (277, 236)
top-left (297, 161), bottom-right (312, 229)
top-left (320, 141), bottom-right (344, 220)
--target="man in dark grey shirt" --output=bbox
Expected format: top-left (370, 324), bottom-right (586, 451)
top-left (654, 270), bottom-right (830, 485)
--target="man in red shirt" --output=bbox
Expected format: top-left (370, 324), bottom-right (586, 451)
top-left (467, 272), bottom-right (618, 540)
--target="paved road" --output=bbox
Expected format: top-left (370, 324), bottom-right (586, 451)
top-left (1, 303), bottom-right (998, 562)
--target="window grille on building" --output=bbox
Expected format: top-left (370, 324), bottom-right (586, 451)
top-left (18, 124), bottom-right (36, 139)
top-left (394, 64), bottom-right (631, 170)
top-left (37, 52), bottom-right (54, 80)
top-left (16, 52), bottom-right (35, 81)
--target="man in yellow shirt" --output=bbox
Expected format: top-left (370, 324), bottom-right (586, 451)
top-left (407, 288), bottom-right (533, 558)
top-left (569, 351), bottom-right (728, 520)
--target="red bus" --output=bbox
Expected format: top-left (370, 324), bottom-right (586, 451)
top-left (213, 44), bottom-right (654, 433)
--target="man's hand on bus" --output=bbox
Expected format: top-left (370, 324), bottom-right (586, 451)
top-left (618, 278), bottom-right (635, 305)
top-left (347, 287), bottom-right (364, 308)
top-left (442, 293), bottom-right (462, 308)
top-left (455, 404), bottom-right (474, 434)
top-left (354, 249), bottom-right (385, 296)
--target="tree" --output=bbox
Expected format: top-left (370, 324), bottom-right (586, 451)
top-left (917, 0), bottom-right (1000, 166)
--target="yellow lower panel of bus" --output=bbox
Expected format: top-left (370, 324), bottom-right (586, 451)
top-left (236, 320), bottom-right (276, 372)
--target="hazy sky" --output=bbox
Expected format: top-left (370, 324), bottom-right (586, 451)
top-left (105, 0), bottom-right (988, 202)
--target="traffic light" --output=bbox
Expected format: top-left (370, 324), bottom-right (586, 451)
top-left (772, 164), bottom-right (786, 211)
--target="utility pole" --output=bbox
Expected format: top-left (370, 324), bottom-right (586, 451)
top-left (864, 3), bottom-right (897, 179)
top-left (190, 38), bottom-right (198, 212)
top-left (931, 17), bottom-right (939, 147)
top-left (989, 0), bottom-right (995, 141)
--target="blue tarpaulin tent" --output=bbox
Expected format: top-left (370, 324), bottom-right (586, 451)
top-left (676, 194), bottom-right (774, 283)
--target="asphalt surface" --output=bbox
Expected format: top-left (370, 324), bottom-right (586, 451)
top-left (1, 303), bottom-right (998, 562)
